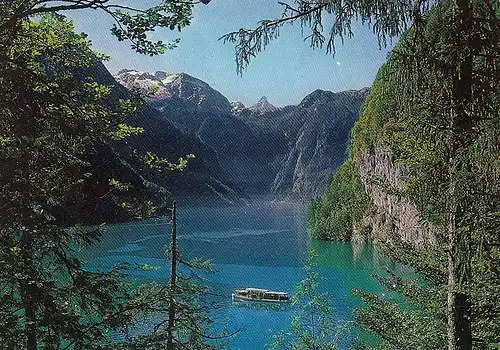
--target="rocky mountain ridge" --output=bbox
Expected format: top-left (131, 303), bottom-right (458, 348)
top-left (248, 96), bottom-right (279, 116)
top-left (116, 70), bottom-right (233, 114)
top-left (92, 65), bottom-right (248, 207)
top-left (116, 69), bottom-right (369, 199)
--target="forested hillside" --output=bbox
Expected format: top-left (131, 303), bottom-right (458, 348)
top-left (308, 2), bottom-right (500, 348)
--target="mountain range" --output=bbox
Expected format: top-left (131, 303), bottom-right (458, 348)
top-left (114, 69), bottom-right (369, 199)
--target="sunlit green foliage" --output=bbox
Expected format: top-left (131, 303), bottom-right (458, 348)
top-left (269, 252), bottom-right (339, 350)
top-left (349, 62), bottom-right (398, 160)
top-left (0, 1), bottom-right (208, 56)
top-left (0, 0), bottom-right (218, 348)
top-left (0, 6), bottom-right (205, 347)
top-left (0, 15), bottom-right (156, 348)
top-left (143, 152), bottom-right (196, 172)
top-left (307, 160), bottom-right (371, 241)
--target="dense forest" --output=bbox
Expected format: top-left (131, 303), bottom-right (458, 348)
top-left (1, 0), bottom-right (499, 349)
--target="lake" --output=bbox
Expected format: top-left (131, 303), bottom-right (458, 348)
top-left (81, 201), bottom-right (395, 349)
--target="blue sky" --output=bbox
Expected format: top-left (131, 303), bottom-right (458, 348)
top-left (70, 0), bottom-right (394, 106)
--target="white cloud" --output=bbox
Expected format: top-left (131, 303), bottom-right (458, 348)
top-left (336, 61), bottom-right (341, 66)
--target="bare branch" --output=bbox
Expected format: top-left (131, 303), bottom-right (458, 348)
top-left (221, 0), bottom-right (444, 74)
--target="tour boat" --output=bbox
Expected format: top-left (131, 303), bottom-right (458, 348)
top-left (232, 288), bottom-right (290, 303)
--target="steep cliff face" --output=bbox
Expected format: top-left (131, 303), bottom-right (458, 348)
top-left (267, 89), bottom-right (368, 197)
top-left (358, 147), bottom-right (435, 246)
top-left (271, 114), bottom-right (348, 197)
top-left (307, 62), bottom-right (436, 246)
top-left (228, 89), bottom-right (368, 198)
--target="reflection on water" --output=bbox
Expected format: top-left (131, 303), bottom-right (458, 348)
top-left (230, 300), bottom-right (292, 312)
top-left (82, 201), bottom-right (394, 349)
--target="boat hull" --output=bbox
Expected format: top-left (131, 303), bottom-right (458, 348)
top-left (232, 293), bottom-right (290, 303)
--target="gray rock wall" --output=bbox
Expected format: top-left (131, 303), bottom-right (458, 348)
top-left (358, 147), bottom-right (435, 247)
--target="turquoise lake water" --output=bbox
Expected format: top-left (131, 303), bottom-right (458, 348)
top-left (81, 201), bottom-right (398, 349)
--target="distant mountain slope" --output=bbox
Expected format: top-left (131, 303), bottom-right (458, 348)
top-left (238, 88), bottom-right (369, 197)
top-left (90, 64), bottom-right (247, 205)
top-left (116, 70), bottom-right (233, 114)
top-left (116, 69), bottom-right (368, 199)
top-left (116, 70), bottom-right (286, 193)
top-left (248, 96), bottom-right (279, 116)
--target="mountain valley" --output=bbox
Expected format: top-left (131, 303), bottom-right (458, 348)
top-left (115, 69), bottom-right (368, 200)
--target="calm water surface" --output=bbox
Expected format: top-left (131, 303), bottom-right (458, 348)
top-left (82, 201), bottom-right (396, 349)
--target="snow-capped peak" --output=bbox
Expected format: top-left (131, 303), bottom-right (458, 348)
top-left (115, 69), bottom-right (232, 113)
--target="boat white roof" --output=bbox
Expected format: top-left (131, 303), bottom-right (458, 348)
top-left (237, 288), bottom-right (288, 294)
top-left (246, 288), bottom-right (268, 292)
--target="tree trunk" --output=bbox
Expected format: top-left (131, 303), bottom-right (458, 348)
top-left (447, 2), bottom-right (473, 349)
top-left (167, 202), bottom-right (177, 350)
top-left (23, 289), bottom-right (37, 350)
top-left (446, 171), bottom-right (472, 350)
top-left (21, 232), bottom-right (37, 350)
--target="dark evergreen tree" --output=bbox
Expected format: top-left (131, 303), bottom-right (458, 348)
top-left (0, 15), bottom-right (148, 348)
top-left (115, 203), bottom-right (230, 350)
top-left (0, 1), bottom-right (213, 348)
